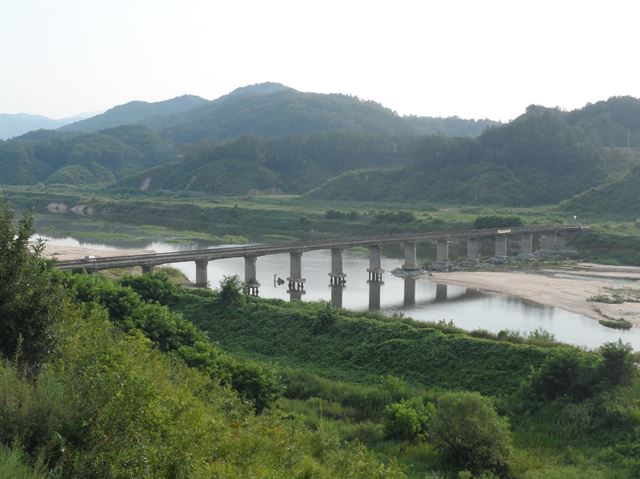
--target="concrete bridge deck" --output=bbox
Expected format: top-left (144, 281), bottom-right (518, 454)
top-left (54, 224), bottom-right (585, 272)
top-left (53, 225), bottom-right (587, 295)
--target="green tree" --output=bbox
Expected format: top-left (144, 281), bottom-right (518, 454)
top-left (428, 391), bottom-right (512, 476)
top-left (383, 397), bottom-right (434, 440)
top-left (0, 200), bottom-right (63, 366)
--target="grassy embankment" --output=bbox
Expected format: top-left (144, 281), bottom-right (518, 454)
top-left (169, 285), bottom-right (640, 478)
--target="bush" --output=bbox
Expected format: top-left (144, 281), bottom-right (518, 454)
top-left (383, 397), bottom-right (434, 441)
top-left (428, 391), bottom-right (512, 476)
top-left (120, 272), bottom-right (178, 304)
top-left (529, 347), bottom-right (598, 402)
top-left (598, 340), bottom-right (636, 387)
top-left (218, 275), bottom-right (244, 306)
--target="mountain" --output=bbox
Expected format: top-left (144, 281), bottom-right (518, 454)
top-left (0, 113), bottom-right (88, 140)
top-left (112, 107), bottom-right (608, 205)
top-left (59, 83), bottom-right (496, 143)
top-left (60, 95), bottom-right (209, 133)
top-left (0, 125), bottom-right (174, 185)
top-left (566, 96), bottom-right (640, 148)
top-left (307, 107), bottom-right (608, 206)
top-left (139, 83), bottom-right (496, 144)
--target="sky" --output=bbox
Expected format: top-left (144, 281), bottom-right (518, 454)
top-left (1, 0), bottom-right (639, 121)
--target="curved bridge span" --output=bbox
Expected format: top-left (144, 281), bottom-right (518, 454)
top-left (54, 225), bottom-right (586, 295)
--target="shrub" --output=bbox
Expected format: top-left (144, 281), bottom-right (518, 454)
top-left (120, 272), bottom-right (178, 304)
top-left (428, 391), bottom-right (512, 476)
top-left (218, 274), bottom-right (244, 306)
top-left (598, 340), bottom-right (636, 387)
top-left (383, 397), bottom-right (434, 441)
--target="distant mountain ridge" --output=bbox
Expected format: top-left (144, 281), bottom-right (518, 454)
top-left (60, 95), bottom-right (209, 133)
top-left (61, 83), bottom-right (498, 141)
top-left (0, 113), bottom-right (88, 140)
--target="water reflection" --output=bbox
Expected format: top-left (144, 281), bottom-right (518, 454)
top-left (403, 278), bottom-right (416, 306)
top-left (435, 283), bottom-right (448, 302)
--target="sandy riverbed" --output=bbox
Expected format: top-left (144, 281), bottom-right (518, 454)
top-left (431, 267), bottom-right (640, 327)
top-left (42, 243), bottom-right (153, 261)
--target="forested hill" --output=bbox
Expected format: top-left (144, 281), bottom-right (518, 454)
top-left (113, 107), bottom-right (609, 205)
top-left (60, 95), bottom-right (209, 133)
top-left (560, 164), bottom-right (640, 218)
top-left (565, 96), bottom-right (640, 148)
top-left (308, 108), bottom-right (608, 205)
top-left (0, 125), bottom-right (174, 185)
top-left (61, 83), bottom-right (497, 142)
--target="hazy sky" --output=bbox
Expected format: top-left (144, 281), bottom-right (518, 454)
top-left (1, 0), bottom-right (639, 121)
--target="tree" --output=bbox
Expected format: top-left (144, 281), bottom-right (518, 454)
top-left (0, 200), bottom-right (63, 366)
top-left (428, 391), bottom-right (512, 476)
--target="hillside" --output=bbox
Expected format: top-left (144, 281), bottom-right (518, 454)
top-left (112, 133), bottom-right (419, 195)
top-left (0, 125), bottom-right (174, 185)
top-left (308, 108), bottom-right (607, 205)
top-left (60, 94), bottom-right (209, 133)
top-left (566, 96), bottom-right (640, 148)
top-left (561, 165), bottom-right (640, 218)
top-left (0, 113), bottom-right (86, 140)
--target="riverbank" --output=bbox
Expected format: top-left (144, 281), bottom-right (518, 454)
top-left (41, 242), bottom-right (153, 261)
top-left (431, 266), bottom-right (640, 327)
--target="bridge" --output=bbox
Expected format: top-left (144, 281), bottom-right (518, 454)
top-left (54, 225), bottom-right (586, 295)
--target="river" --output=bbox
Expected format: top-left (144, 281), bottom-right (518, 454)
top-left (39, 234), bottom-right (640, 350)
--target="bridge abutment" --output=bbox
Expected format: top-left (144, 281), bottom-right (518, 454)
top-left (329, 248), bottom-right (347, 285)
top-left (141, 265), bottom-right (155, 274)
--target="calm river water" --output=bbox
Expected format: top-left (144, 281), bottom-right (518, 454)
top-left (41, 235), bottom-right (640, 351)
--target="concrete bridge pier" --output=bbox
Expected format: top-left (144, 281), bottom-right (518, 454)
top-left (494, 236), bottom-right (508, 261)
top-left (435, 283), bottom-right (448, 302)
top-left (403, 242), bottom-right (418, 270)
top-left (331, 283), bottom-right (344, 308)
top-left (403, 278), bottom-right (416, 306)
top-left (195, 259), bottom-right (208, 287)
top-left (287, 251), bottom-right (306, 292)
top-left (367, 245), bottom-right (384, 281)
top-left (434, 239), bottom-right (450, 268)
top-left (243, 256), bottom-right (260, 296)
top-left (520, 233), bottom-right (534, 257)
top-left (141, 265), bottom-right (155, 274)
top-left (466, 238), bottom-right (479, 262)
top-left (329, 248), bottom-right (347, 285)
top-left (368, 280), bottom-right (382, 310)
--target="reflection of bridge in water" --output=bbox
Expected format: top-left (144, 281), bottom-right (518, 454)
top-left (327, 280), bottom-right (487, 310)
top-left (55, 225), bottom-right (585, 296)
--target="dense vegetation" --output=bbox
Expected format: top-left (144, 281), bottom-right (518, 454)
top-left (0, 125), bottom-right (173, 185)
top-left (1, 200), bottom-right (639, 477)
